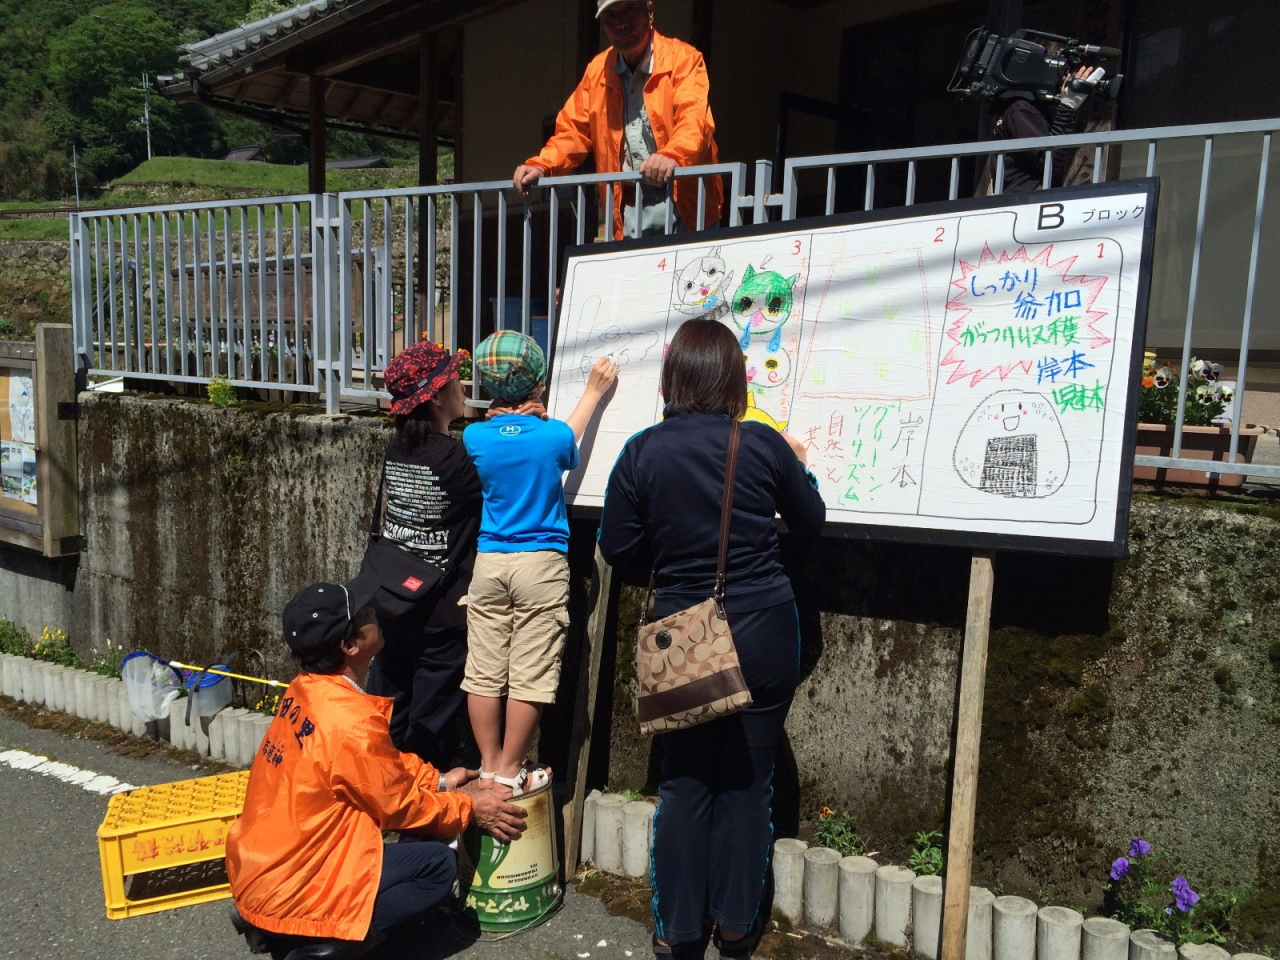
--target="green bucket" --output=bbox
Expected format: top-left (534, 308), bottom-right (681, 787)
top-left (462, 782), bottom-right (562, 932)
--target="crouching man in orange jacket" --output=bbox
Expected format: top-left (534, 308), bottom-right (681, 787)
top-left (226, 574), bottom-right (528, 960)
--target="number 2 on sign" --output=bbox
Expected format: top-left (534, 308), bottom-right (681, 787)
top-left (934, 227), bottom-right (945, 243)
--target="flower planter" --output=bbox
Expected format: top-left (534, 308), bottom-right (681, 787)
top-left (1133, 423), bottom-right (1263, 490)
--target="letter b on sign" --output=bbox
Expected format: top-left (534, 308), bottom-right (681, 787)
top-left (1038, 203), bottom-right (1065, 230)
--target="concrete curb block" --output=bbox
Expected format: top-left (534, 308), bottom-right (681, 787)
top-left (838, 855), bottom-right (877, 943)
top-left (63, 668), bottom-right (79, 718)
top-left (44, 664), bottom-right (62, 711)
top-left (995, 895), bottom-right (1039, 960)
top-left (106, 677), bottom-right (122, 729)
top-left (168, 697), bottom-right (191, 751)
top-left (773, 838), bottom-right (808, 923)
top-left (912, 875), bottom-right (944, 959)
top-left (210, 707), bottom-right (249, 762)
top-left (803, 846), bottom-right (841, 929)
top-left (1082, 917), bottom-right (1129, 960)
top-left (1038, 905), bottom-right (1084, 960)
top-left (593, 794), bottom-right (627, 875)
top-left (1179, 945), bottom-right (1230, 960)
top-left (580, 789), bottom-right (601, 865)
top-left (968, 886), bottom-right (996, 960)
top-left (90, 675), bottom-right (114, 723)
top-left (1131, 929), bottom-right (1178, 960)
top-left (875, 863), bottom-right (915, 948)
top-left (622, 801), bottom-right (655, 878)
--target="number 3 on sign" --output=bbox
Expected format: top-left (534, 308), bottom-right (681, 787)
top-left (793, 239), bottom-right (802, 255)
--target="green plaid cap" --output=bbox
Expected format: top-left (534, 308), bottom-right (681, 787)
top-left (473, 331), bottom-right (547, 401)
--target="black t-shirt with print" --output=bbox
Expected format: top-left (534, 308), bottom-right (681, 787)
top-left (379, 431), bottom-right (482, 631)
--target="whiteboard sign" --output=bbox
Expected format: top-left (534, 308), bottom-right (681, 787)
top-left (547, 180), bottom-right (1158, 557)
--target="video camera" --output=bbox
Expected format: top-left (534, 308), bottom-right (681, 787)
top-left (948, 28), bottom-right (1123, 104)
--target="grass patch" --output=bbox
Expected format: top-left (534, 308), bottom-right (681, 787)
top-left (112, 156), bottom-right (424, 195)
top-left (0, 219), bottom-right (70, 240)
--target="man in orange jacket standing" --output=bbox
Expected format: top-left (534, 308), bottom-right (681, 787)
top-left (513, 0), bottom-right (722, 239)
top-left (226, 574), bottom-right (527, 960)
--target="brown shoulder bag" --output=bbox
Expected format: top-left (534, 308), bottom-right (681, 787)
top-left (635, 419), bottom-right (753, 736)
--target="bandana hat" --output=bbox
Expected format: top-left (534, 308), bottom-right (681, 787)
top-left (473, 331), bottom-right (547, 401)
top-left (384, 341), bottom-right (463, 415)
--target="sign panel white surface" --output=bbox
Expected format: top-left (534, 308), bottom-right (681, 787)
top-left (546, 181), bottom-right (1158, 556)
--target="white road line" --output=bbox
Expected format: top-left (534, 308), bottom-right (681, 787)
top-left (0, 748), bottom-right (136, 795)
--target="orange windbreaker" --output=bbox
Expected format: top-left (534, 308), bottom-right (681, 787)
top-left (524, 31), bottom-right (723, 239)
top-left (226, 672), bottom-right (473, 941)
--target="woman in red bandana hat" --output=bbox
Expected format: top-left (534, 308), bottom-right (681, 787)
top-left (372, 342), bottom-right (542, 769)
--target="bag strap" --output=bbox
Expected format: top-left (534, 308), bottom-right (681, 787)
top-left (713, 420), bottom-right (741, 619)
top-left (369, 459), bottom-right (387, 542)
top-left (640, 419), bottom-right (740, 627)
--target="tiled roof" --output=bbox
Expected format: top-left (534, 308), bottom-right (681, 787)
top-left (180, 0), bottom-right (353, 74)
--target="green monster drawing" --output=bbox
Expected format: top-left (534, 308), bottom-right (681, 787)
top-left (730, 264), bottom-right (799, 351)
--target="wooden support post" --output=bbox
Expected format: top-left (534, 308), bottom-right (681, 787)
top-left (417, 31), bottom-right (440, 343)
top-left (941, 550), bottom-right (996, 960)
top-left (307, 74), bottom-right (326, 195)
top-left (562, 545), bottom-right (615, 880)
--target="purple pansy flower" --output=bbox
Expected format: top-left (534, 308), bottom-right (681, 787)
top-left (1129, 837), bottom-right (1151, 858)
top-left (1172, 877), bottom-right (1199, 913)
top-left (1110, 857), bottom-right (1130, 881)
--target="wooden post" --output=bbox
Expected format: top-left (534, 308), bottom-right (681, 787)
top-left (940, 550), bottom-right (996, 960)
top-left (562, 545), bottom-right (615, 879)
top-left (307, 74), bottom-right (326, 195)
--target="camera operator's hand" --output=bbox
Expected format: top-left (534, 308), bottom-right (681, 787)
top-left (1059, 66), bottom-right (1105, 110)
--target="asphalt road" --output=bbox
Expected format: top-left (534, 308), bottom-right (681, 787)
top-left (0, 713), bottom-right (651, 960)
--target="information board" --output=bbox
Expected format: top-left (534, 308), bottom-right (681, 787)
top-left (546, 180), bottom-right (1158, 557)
top-left (0, 363), bottom-right (38, 515)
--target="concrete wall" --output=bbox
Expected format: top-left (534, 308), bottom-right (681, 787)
top-left (2, 392), bottom-right (1277, 914)
top-left (0, 548), bottom-right (76, 642)
top-left (73, 393), bottom-right (387, 678)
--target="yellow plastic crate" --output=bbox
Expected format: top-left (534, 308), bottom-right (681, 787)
top-left (96, 771), bottom-right (249, 919)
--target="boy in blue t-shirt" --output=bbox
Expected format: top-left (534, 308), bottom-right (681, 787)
top-left (462, 331), bottom-right (617, 798)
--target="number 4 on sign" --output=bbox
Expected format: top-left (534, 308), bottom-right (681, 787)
top-left (658, 258), bottom-right (667, 271)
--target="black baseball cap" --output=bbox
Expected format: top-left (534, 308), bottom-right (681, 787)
top-left (282, 574), bottom-right (381, 657)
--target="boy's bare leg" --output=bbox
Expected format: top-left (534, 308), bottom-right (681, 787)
top-left (495, 699), bottom-right (545, 797)
top-left (468, 693), bottom-right (505, 787)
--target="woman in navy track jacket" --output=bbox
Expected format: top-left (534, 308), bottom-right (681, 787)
top-left (599, 318), bottom-right (825, 960)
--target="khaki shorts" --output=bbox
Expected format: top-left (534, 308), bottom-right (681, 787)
top-left (462, 550), bottom-right (570, 704)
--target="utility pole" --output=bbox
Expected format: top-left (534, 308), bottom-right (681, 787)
top-left (136, 72), bottom-right (152, 161)
top-left (72, 143), bottom-right (80, 208)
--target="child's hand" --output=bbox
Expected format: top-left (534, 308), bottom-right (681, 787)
top-left (586, 357), bottom-right (619, 397)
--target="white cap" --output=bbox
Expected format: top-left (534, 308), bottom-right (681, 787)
top-left (597, 0), bottom-right (649, 16)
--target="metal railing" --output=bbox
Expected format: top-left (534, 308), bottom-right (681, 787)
top-left (68, 121), bottom-right (1280, 480)
top-left (69, 195), bottom-right (322, 395)
top-left (327, 163), bottom-right (748, 408)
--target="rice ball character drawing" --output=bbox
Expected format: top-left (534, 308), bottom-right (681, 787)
top-left (953, 390), bottom-right (1070, 498)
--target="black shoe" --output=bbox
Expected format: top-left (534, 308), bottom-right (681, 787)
top-left (229, 903), bottom-right (273, 955)
top-left (279, 928), bottom-right (387, 960)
